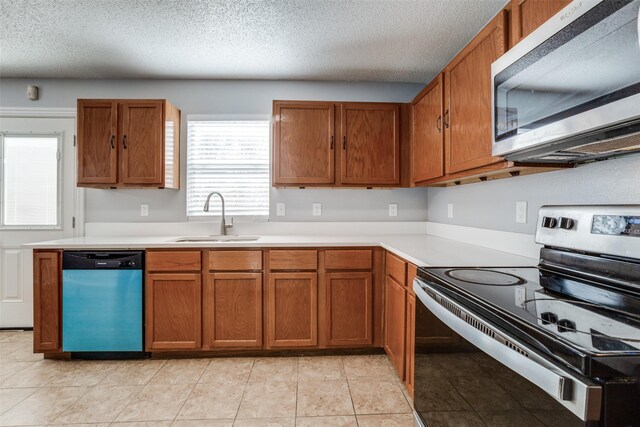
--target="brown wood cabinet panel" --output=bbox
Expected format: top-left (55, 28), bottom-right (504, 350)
top-left (33, 251), bottom-right (61, 353)
top-left (412, 75), bottom-right (445, 183)
top-left (415, 298), bottom-right (461, 346)
top-left (77, 100), bottom-right (118, 185)
top-left (269, 250), bottom-right (318, 270)
top-left (208, 250), bottom-right (262, 271)
top-left (145, 273), bottom-right (202, 350)
top-left (324, 249), bottom-right (372, 270)
top-left (510, 0), bottom-right (571, 46)
top-left (384, 275), bottom-right (406, 379)
top-left (340, 103), bottom-right (400, 185)
top-left (445, 11), bottom-right (507, 174)
top-left (385, 252), bottom-right (407, 285)
top-left (405, 292), bottom-right (416, 398)
top-left (204, 273), bottom-right (262, 348)
top-left (325, 272), bottom-right (373, 346)
top-left (146, 251), bottom-right (201, 272)
top-left (267, 272), bottom-right (318, 347)
top-left (273, 101), bottom-right (335, 185)
top-left (119, 100), bottom-right (164, 185)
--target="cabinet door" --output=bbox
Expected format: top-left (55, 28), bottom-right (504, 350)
top-left (412, 75), bottom-right (444, 183)
top-left (145, 273), bottom-right (201, 350)
top-left (119, 100), bottom-right (164, 185)
top-left (33, 251), bottom-right (61, 352)
top-left (405, 293), bottom-right (416, 397)
top-left (77, 100), bottom-right (118, 185)
top-left (204, 273), bottom-right (262, 348)
top-left (340, 103), bottom-right (400, 185)
top-left (325, 272), bottom-right (373, 347)
top-left (384, 276), bottom-right (406, 379)
top-left (267, 272), bottom-right (318, 347)
top-left (273, 102), bottom-right (335, 185)
top-left (510, 0), bottom-right (571, 46)
top-left (444, 11), bottom-right (507, 174)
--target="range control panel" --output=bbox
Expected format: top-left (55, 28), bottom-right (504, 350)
top-left (535, 205), bottom-right (640, 259)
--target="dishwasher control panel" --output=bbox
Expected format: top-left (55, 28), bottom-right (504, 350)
top-left (63, 251), bottom-right (143, 270)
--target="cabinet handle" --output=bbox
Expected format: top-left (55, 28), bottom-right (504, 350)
top-left (122, 134), bottom-right (127, 149)
top-left (110, 134), bottom-right (115, 149)
top-left (444, 110), bottom-right (450, 129)
top-left (343, 135), bottom-right (346, 150)
top-left (436, 115), bottom-right (442, 132)
top-left (330, 135), bottom-right (334, 150)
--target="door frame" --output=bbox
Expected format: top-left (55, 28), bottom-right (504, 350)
top-left (0, 107), bottom-right (84, 237)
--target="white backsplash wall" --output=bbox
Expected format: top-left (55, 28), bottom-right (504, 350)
top-left (1, 78), bottom-right (427, 223)
top-left (427, 153), bottom-right (640, 235)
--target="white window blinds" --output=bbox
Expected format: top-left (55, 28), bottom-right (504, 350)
top-left (1, 135), bottom-right (60, 228)
top-left (187, 120), bottom-right (270, 218)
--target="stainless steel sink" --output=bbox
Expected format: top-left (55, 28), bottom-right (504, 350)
top-left (172, 236), bottom-right (260, 243)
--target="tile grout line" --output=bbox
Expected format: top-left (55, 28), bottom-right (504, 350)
top-left (170, 359), bottom-right (211, 424)
top-left (341, 356), bottom-right (360, 427)
top-left (232, 357), bottom-right (255, 425)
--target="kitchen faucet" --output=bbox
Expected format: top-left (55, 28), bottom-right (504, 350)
top-left (203, 191), bottom-right (233, 235)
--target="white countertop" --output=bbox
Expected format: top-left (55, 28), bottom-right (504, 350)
top-left (24, 234), bottom-right (537, 267)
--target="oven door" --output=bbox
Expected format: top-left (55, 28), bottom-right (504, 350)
top-left (491, 0), bottom-right (640, 162)
top-left (412, 278), bottom-right (602, 427)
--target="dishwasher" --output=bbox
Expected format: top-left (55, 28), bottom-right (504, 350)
top-left (62, 251), bottom-right (144, 352)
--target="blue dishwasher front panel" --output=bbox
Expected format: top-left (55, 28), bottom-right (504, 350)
top-left (62, 270), bottom-right (143, 352)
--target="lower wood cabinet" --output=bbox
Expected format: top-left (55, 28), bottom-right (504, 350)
top-left (204, 273), bottom-right (262, 348)
top-left (33, 251), bottom-right (62, 353)
top-left (267, 272), bottom-right (318, 348)
top-left (145, 273), bottom-right (202, 350)
top-left (384, 275), bottom-right (406, 379)
top-left (405, 292), bottom-right (416, 396)
top-left (325, 272), bottom-right (373, 347)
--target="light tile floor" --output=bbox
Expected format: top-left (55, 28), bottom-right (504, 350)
top-left (0, 331), bottom-right (414, 426)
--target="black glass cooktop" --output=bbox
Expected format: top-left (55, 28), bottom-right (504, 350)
top-left (417, 266), bottom-right (640, 377)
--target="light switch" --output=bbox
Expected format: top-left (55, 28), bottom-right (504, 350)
top-left (276, 203), bottom-right (286, 217)
top-left (389, 204), bottom-right (398, 217)
top-left (140, 204), bottom-right (149, 217)
top-left (516, 201), bottom-right (527, 224)
top-left (312, 203), bottom-right (322, 216)
top-left (447, 203), bottom-right (454, 218)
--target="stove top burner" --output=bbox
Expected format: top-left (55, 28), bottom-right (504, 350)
top-left (444, 268), bottom-right (527, 286)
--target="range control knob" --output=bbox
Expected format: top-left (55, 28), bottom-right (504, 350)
top-left (542, 216), bottom-right (558, 228)
top-left (540, 312), bottom-right (558, 325)
top-left (557, 319), bottom-right (576, 333)
top-left (559, 217), bottom-right (576, 230)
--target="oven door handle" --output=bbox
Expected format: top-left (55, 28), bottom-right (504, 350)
top-left (413, 279), bottom-right (602, 422)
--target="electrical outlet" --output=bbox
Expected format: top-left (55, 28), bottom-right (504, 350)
top-left (389, 203), bottom-right (398, 217)
top-left (276, 203), bottom-right (286, 217)
top-left (140, 204), bottom-right (149, 217)
top-left (312, 203), bottom-right (322, 216)
top-left (516, 201), bottom-right (527, 224)
top-left (447, 203), bottom-right (454, 218)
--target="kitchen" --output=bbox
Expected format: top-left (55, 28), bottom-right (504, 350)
top-left (0, 0), bottom-right (639, 426)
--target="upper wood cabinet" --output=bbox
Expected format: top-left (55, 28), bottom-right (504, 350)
top-left (272, 100), bottom-right (406, 188)
top-left (340, 103), bottom-right (400, 185)
top-left (444, 11), bottom-right (507, 174)
top-left (33, 250), bottom-right (62, 353)
top-left (77, 99), bottom-right (180, 189)
top-left (509, 0), bottom-right (571, 47)
top-left (411, 74), bottom-right (444, 184)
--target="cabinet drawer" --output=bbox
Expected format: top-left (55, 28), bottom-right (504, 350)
top-left (269, 250), bottom-right (318, 270)
top-left (208, 251), bottom-right (262, 271)
top-left (147, 251), bottom-right (201, 272)
top-left (385, 252), bottom-right (406, 284)
top-left (325, 250), bottom-right (372, 270)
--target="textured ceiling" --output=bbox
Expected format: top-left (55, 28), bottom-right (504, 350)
top-left (0, 0), bottom-right (505, 83)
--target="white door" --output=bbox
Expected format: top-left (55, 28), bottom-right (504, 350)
top-left (0, 117), bottom-right (79, 328)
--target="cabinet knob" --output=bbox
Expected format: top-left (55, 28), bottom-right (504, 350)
top-left (110, 134), bottom-right (115, 149)
top-left (436, 115), bottom-right (442, 132)
top-left (444, 110), bottom-right (450, 129)
top-left (342, 135), bottom-right (346, 150)
top-left (330, 135), bottom-right (334, 150)
top-left (122, 134), bottom-right (127, 149)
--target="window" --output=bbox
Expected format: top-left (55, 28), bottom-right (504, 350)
top-left (187, 119), bottom-right (270, 218)
top-left (0, 134), bottom-right (61, 228)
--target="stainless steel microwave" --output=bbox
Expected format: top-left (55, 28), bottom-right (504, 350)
top-left (491, 0), bottom-right (640, 163)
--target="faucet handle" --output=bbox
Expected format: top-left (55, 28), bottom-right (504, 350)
top-left (225, 216), bottom-right (234, 230)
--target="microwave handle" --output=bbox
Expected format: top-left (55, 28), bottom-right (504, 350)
top-left (413, 279), bottom-right (602, 422)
